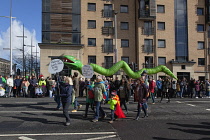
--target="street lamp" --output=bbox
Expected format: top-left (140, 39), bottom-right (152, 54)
top-left (17, 24), bottom-right (27, 76)
top-left (114, 11), bottom-right (118, 64)
top-left (0, 0), bottom-right (16, 75)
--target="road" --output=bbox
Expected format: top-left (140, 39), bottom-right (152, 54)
top-left (0, 97), bottom-right (210, 140)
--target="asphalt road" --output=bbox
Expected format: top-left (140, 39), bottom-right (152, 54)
top-left (0, 97), bottom-right (210, 140)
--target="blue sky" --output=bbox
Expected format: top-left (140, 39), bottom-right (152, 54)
top-left (0, 0), bottom-right (41, 60)
top-left (0, 0), bottom-right (41, 41)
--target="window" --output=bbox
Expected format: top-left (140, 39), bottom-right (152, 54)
top-left (120, 5), bottom-right (128, 13)
top-left (197, 24), bottom-right (204, 32)
top-left (181, 65), bottom-right (186, 69)
top-left (121, 22), bottom-right (129, 30)
top-left (104, 21), bottom-right (113, 27)
top-left (103, 4), bottom-right (113, 17)
top-left (144, 21), bottom-right (153, 35)
top-left (88, 3), bottom-right (96, 11)
top-left (88, 20), bottom-right (96, 29)
top-left (158, 40), bottom-right (166, 48)
top-left (121, 39), bottom-right (129, 47)
top-left (88, 56), bottom-right (96, 64)
top-left (103, 39), bottom-right (113, 53)
top-left (158, 57), bottom-right (166, 65)
top-left (158, 22), bottom-right (165, 30)
top-left (144, 39), bottom-right (153, 53)
top-left (104, 56), bottom-right (113, 68)
top-left (197, 8), bottom-right (204, 15)
top-left (121, 57), bottom-right (129, 64)
top-left (88, 38), bottom-right (96, 46)
top-left (198, 41), bottom-right (204, 49)
top-left (198, 58), bottom-right (205, 66)
top-left (157, 5), bottom-right (165, 13)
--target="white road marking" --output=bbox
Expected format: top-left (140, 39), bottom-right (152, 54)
top-left (18, 136), bottom-right (35, 140)
top-left (0, 132), bottom-right (117, 137)
top-left (0, 110), bottom-right (83, 113)
top-left (184, 101), bottom-right (210, 103)
top-left (82, 135), bottom-right (117, 140)
top-left (206, 109), bottom-right (210, 111)
top-left (15, 102), bottom-right (38, 104)
top-left (187, 104), bottom-right (196, 107)
top-left (176, 101), bottom-right (182, 103)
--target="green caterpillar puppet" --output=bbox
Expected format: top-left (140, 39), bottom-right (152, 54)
top-left (63, 55), bottom-right (177, 80)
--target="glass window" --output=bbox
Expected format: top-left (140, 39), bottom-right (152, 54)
top-left (158, 22), bottom-right (165, 30)
top-left (104, 39), bottom-right (113, 53)
top-left (198, 41), bottom-right (204, 49)
top-left (120, 5), bottom-right (128, 13)
top-left (88, 56), bottom-right (96, 64)
top-left (88, 3), bottom-right (96, 11)
top-left (121, 22), bottom-right (129, 30)
top-left (197, 24), bottom-right (204, 32)
top-left (104, 21), bottom-right (113, 27)
top-left (157, 5), bottom-right (165, 13)
top-left (88, 20), bottom-right (96, 29)
top-left (158, 39), bottom-right (166, 48)
top-left (121, 57), bottom-right (129, 63)
top-left (88, 38), bottom-right (96, 46)
top-left (197, 8), bottom-right (204, 15)
top-left (158, 57), bottom-right (166, 65)
top-left (198, 58), bottom-right (205, 66)
top-left (121, 39), bottom-right (129, 47)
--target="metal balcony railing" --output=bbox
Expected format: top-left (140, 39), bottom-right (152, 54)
top-left (102, 10), bottom-right (114, 18)
top-left (142, 63), bottom-right (155, 68)
top-left (142, 27), bottom-right (154, 35)
top-left (102, 45), bottom-right (114, 53)
top-left (142, 45), bottom-right (154, 54)
top-left (102, 27), bottom-right (115, 36)
top-left (139, 9), bottom-right (156, 19)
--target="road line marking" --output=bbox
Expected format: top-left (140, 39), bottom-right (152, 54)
top-left (187, 104), bottom-right (196, 107)
top-left (0, 132), bottom-right (117, 137)
top-left (176, 101), bottom-right (182, 103)
top-left (18, 136), bottom-right (35, 140)
top-left (0, 111), bottom-right (62, 113)
top-left (184, 101), bottom-right (210, 103)
top-left (82, 135), bottom-right (117, 140)
top-left (206, 109), bottom-right (210, 111)
top-left (15, 102), bottom-right (38, 104)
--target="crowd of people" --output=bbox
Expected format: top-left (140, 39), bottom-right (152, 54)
top-left (1, 72), bottom-right (210, 126)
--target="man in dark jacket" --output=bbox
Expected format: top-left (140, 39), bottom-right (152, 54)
top-left (29, 76), bottom-right (38, 97)
top-left (135, 78), bottom-right (148, 120)
top-left (14, 76), bottom-right (22, 97)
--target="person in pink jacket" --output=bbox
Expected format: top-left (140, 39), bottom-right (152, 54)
top-left (149, 78), bottom-right (156, 104)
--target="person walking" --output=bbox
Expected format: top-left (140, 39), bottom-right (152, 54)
top-left (92, 76), bottom-right (106, 122)
top-left (118, 78), bottom-right (129, 114)
top-left (47, 77), bottom-right (56, 98)
top-left (60, 76), bottom-right (73, 126)
top-left (135, 78), bottom-right (148, 120)
top-left (149, 78), bottom-right (156, 104)
top-left (156, 77), bottom-right (162, 98)
top-left (72, 72), bottom-right (82, 112)
top-left (160, 77), bottom-right (171, 103)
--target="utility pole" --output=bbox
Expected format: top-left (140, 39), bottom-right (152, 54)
top-left (17, 24), bottom-right (27, 76)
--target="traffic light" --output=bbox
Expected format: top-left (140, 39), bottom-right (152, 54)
top-left (134, 63), bottom-right (138, 72)
top-left (17, 68), bottom-right (20, 75)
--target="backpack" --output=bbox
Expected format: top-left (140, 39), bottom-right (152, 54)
top-left (88, 90), bottom-right (94, 99)
top-left (60, 84), bottom-right (70, 97)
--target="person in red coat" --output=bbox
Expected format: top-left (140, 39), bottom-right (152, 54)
top-left (149, 78), bottom-right (156, 104)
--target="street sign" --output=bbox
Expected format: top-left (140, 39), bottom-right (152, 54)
top-left (48, 59), bottom-right (64, 74)
top-left (82, 65), bottom-right (94, 79)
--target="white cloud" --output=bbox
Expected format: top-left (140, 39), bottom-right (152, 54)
top-left (0, 19), bottom-right (40, 62)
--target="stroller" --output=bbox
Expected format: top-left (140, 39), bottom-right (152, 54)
top-left (35, 86), bottom-right (43, 97)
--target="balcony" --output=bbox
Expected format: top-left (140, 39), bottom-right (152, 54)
top-left (102, 45), bottom-right (114, 53)
top-left (142, 63), bottom-right (155, 68)
top-left (102, 27), bottom-right (115, 36)
top-left (102, 10), bottom-right (114, 18)
top-left (102, 63), bottom-right (114, 69)
top-left (142, 27), bottom-right (154, 36)
top-left (139, 9), bottom-right (156, 19)
top-left (142, 45), bottom-right (154, 54)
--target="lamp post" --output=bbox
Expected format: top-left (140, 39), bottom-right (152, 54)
top-left (17, 24), bottom-right (27, 76)
top-left (0, 0), bottom-right (16, 75)
top-left (114, 11), bottom-right (118, 64)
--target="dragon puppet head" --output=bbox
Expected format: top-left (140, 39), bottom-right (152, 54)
top-left (63, 55), bottom-right (83, 71)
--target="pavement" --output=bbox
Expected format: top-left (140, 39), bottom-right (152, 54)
top-left (0, 96), bottom-right (210, 140)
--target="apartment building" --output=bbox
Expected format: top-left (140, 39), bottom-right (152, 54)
top-left (0, 58), bottom-right (10, 76)
top-left (39, 0), bottom-right (210, 81)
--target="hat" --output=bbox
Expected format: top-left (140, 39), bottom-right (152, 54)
top-left (111, 91), bottom-right (117, 96)
top-left (97, 76), bottom-right (102, 80)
